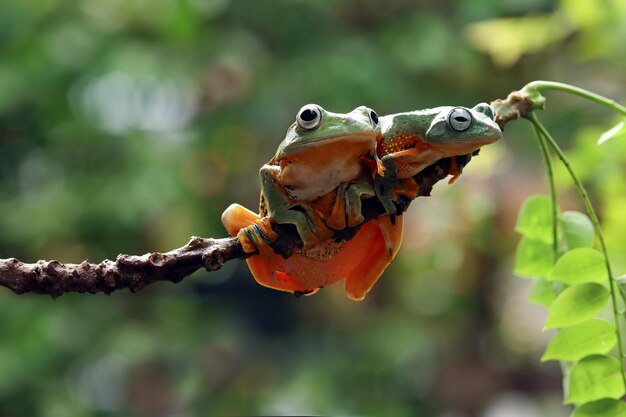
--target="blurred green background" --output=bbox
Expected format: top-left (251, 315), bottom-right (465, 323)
top-left (1, 0), bottom-right (625, 416)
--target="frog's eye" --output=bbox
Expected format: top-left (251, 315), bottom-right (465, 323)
top-left (473, 103), bottom-right (496, 121)
top-left (448, 108), bottom-right (472, 132)
top-left (296, 104), bottom-right (322, 130)
top-left (369, 110), bottom-right (379, 126)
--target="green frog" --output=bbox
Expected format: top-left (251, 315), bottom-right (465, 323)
top-left (374, 103), bottom-right (502, 213)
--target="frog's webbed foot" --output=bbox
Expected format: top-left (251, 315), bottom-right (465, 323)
top-left (221, 204), bottom-right (277, 253)
top-left (221, 203), bottom-right (316, 295)
top-left (237, 218), bottom-right (277, 254)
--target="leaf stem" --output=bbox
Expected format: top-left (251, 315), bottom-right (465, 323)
top-left (531, 123), bottom-right (559, 261)
top-left (524, 81), bottom-right (626, 117)
top-left (529, 113), bottom-right (626, 388)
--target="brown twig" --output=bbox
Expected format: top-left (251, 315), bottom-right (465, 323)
top-left (490, 89), bottom-right (544, 131)
top-left (0, 96), bottom-right (523, 297)
top-left (0, 237), bottom-right (245, 297)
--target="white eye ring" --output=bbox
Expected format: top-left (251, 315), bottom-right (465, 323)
top-left (296, 104), bottom-right (322, 130)
top-left (448, 108), bottom-right (472, 132)
top-left (369, 109), bottom-right (379, 126)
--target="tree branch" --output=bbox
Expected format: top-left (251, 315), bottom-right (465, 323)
top-left (490, 88), bottom-right (544, 131)
top-left (0, 95), bottom-right (523, 297)
top-left (0, 237), bottom-right (245, 297)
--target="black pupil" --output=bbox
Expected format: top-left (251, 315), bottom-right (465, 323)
top-left (454, 116), bottom-right (468, 123)
top-left (300, 108), bottom-right (318, 122)
top-left (370, 111), bottom-right (379, 124)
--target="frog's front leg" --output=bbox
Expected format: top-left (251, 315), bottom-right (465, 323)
top-left (260, 165), bottom-right (332, 248)
top-left (374, 154), bottom-right (400, 215)
top-left (345, 180), bottom-right (376, 227)
top-left (375, 148), bottom-right (441, 214)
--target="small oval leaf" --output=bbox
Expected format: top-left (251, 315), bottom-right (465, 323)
top-left (561, 211), bottom-right (594, 249)
top-left (544, 283), bottom-right (609, 330)
top-left (541, 319), bottom-right (616, 362)
top-left (565, 355), bottom-right (626, 405)
top-left (548, 248), bottom-right (608, 286)
top-left (529, 280), bottom-right (561, 307)
top-left (515, 194), bottom-right (556, 242)
top-left (514, 237), bottom-right (554, 279)
top-left (571, 399), bottom-right (626, 417)
top-left (597, 120), bottom-right (626, 145)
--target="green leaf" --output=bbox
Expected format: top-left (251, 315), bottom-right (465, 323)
top-left (514, 237), bottom-right (554, 279)
top-left (571, 399), bottom-right (626, 417)
top-left (548, 248), bottom-right (608, 286)
top-left (529, 280), bottom-right (561, 307)
top-left (544, 283), bottom-right (610, 329)
top-left (597, 120), bottom-right (626, 145)
top-left (561, 211), bottom-right (595, 249)
top-left (515, 194), bottom-right (555, 243)
top-left (542, 319), bottom-right (616, 362)
top-left (565, 355), bottom-right (626, 405)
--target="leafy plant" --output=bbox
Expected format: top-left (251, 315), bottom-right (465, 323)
top-left (514, 81), bottom-right (626, 415)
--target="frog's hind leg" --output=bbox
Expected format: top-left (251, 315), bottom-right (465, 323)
top-left (260, 166), bottom-right (333, 248)
top-left (343, 215), bottom-right (404, 301)
top-left (221, 204), bottom-right (312, 295)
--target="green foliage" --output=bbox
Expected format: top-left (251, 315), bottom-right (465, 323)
top-left (515, 194), bottom-right (556, 243)
top-left (561, 211), bottom-right (595, 249)
top-left (598, 120), bottom-right (626, 145)
top-left (571, 399), bottom-right (626, 417)
top-left (529, 280), bottom-right (560, 307)
top-left (548, 249), bottom-right (607, 286)
top-left (541, 319), bottom-right (616, 362)
top-left (514, 236), bottom-right (554, 278)
top-left (515, 194), bottom-right (625, 414)
top-left (544, 283), bottom-right (609, 330)
top-left (566, 355), bottom-right (626, 405)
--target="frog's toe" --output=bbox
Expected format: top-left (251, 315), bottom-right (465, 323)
top-left (347, 213), bottom-right (365, 228)
top-left (221, 204), bottom-right (259, 236)
top-left (253, 217), bottom-right (278, 243)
